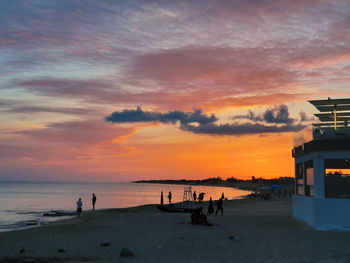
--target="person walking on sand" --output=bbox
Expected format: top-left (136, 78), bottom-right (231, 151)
top-left (168, 191), bottom-right (172, 204)
top-left (76, 198), bottom-right (83, 217)
top-left (208, 197), bottom-right (214, 215)
top-left (92, 193), bottom-right (97, 210)
top-left (193, 191), bottom-right (197, 201)
top-left (215, 196), bottom-right (223, 216)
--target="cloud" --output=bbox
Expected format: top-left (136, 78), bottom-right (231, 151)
top-left (16, 119), bottom-right (134, 146)
top-left (106, 107), bottom-right (217, 125)
top-left (263, 105), bottom-right (294, 124)
top-left (0, 99), bottom-right (12, 107)
top-left (130, 46), bottom-right (298, 93)
top-left (16, 78), bottom-right (114, 97)
top-left (107, 107), bottom-right (304, 136)
top-left (181, 122), bottom-right (305, 136)
top-left (4, 105), bottom-right (101, 116)
top-left (232, 104), bottom-right (295, 124)
top-left (201, 93), bottom-right (310, 110)
top-left (299, 111), bottom-right (314, 122)
top-left (232, 110), bottom-right (263, 122)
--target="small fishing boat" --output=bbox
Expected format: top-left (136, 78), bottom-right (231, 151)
top-left (157, 205), bottom-right (202, 213)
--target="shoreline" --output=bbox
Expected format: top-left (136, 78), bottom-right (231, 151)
top-left (0, 200), bottom-right (213, 234)
top-left (0, 182), bottom-right (253, 234)
top-left (133, 178), bottom-right (295, 192)
top-left (133, 180), bottom-right (259, 191)
top-left (2, 199), bottom-right (350, 263)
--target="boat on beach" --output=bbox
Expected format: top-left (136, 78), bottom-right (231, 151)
top-left (157, 204), bottom-right (202, 213)
top-left (157, 187), bottom-right (203, 213)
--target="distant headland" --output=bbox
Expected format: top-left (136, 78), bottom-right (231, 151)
top-left (133, 177), bottom-right (294, 191)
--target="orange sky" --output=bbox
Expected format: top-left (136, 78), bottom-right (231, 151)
top-left (1, 1), bottom-right (350, 182)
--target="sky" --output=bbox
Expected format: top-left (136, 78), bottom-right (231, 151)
top-left (1, 0), bottom-right (350, 182)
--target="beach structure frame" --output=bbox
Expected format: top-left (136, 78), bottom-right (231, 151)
top-left (292, 98), bottom-right (350, 231)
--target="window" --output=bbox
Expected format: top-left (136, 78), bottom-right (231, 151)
top-left (295, 162), bottom-right (304, 195)
top-left (325, 159), bottom-right (350, 198)
top-left (305, 160), bottom-right (314, 197)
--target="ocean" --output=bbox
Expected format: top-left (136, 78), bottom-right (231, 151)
top-left (0, 181), bottom-right (251, 232)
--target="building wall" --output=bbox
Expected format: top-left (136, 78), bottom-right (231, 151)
top-left (293, 150), bottom-right (350, 230)
top-left (313, 198), bottom-right (350, 230)
top-left (293, 195), bottom-right (314, 224)
top-left (293, 195), bottom-right (350, 231)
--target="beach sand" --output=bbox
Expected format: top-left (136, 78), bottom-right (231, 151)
top-left (1, 199), bottom-right (350, 263)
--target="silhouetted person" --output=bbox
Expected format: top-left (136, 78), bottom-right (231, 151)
top-left (215, 197), bottom-right (223, 216)
top-left (221, 193), bottom-right (225, 200)
top-left (161, 191), bottom-right (164, 204)
top-left (198, 192), bottom-right (205, 202)
top-left (168, 191), bottom-right (172, 204)
top-left (208, 197), bottom-right (214, 215)
top-left (92, 193), bottom-right (97, 210)
top-left (193, 191), bottom-right (197, 201)
top-left (76, 198), bottom-right (83, 217)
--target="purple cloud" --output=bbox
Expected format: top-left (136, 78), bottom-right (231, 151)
top-left (181, 122), bottom-right (305, 136)
top-left (106, 107), bottom-right (217, 125)
top-left (107, 107), bottom-right (304, 136)
top-left (4, 105), bottom-right (101, 116)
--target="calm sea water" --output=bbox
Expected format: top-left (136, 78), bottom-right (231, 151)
top-left (0, 181), bottom-right (251, 232)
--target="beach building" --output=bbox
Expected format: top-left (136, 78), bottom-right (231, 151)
top-left (292, 98), bottom-right (350, 230)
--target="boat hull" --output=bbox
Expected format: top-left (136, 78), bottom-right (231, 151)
top-left (157, 205), bottom-right (202, 213)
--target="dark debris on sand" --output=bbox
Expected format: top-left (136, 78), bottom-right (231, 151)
top-left (0, 257), bottom-right (95, 263)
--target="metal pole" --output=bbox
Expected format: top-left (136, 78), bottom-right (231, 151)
top-left (333, 105), bottom-right (337, 130)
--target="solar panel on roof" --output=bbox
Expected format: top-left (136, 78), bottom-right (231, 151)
top-left (309, 98), bottom-right (350, 129)
top-left (313, 105), bottom-right (350, 112)
top-left (308, 98), bottom-right (350, 106)
top-left (315, 113), bottom-right (350, 118)
top-left (316, 116), bottom-right (350, 122)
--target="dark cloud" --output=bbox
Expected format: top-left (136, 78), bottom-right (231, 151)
top-left (181, 122), bottom-right (305, 136)
top-left (107, 107), bottom-right (304, 136)
top-left (106, 107), bottom-right (217, 125)
top-left (232, 104), bottom-right (295, 124)
top-left (263, 105), bottom-right (294, 124)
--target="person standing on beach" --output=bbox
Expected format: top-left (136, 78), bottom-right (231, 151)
top-left (168, 191), bottom-right (172, 204)
top-left (76, 198), bottom-right (83, 217)
top-left (208, 197), bottom-right (214, 215)
top-left (193, 191), bottom-right (197, 201)
top-left (92, 193), bottom-right (97, 210)
top-left (215, 196), bottom-right (223, 216)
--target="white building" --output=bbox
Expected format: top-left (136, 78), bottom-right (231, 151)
top-left (292, 98), bottom-right (350, 231)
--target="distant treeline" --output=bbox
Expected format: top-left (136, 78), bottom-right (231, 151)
top-left (133, 176), bottom-right (295, 191)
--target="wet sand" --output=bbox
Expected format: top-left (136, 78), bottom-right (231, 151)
top-left (1, 199), bottom-right (350, 263)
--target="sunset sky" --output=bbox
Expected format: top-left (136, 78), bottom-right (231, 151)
top-left (1, 0), bottom-right (350, 182)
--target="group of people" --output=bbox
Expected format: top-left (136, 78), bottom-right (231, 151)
top-left (76, 193), bottom-right (97, 217)
top-left (193, 191), bottom-right (225, 216)
top-left (192, 191), bottom-right (205, 202)
top-left (78, 191), bottom-right (225, 217)
top-left (192, 191), bottom-right (224, 215)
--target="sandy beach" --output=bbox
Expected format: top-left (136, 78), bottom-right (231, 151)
top-left (1, 199), bottom-right (350, 263)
